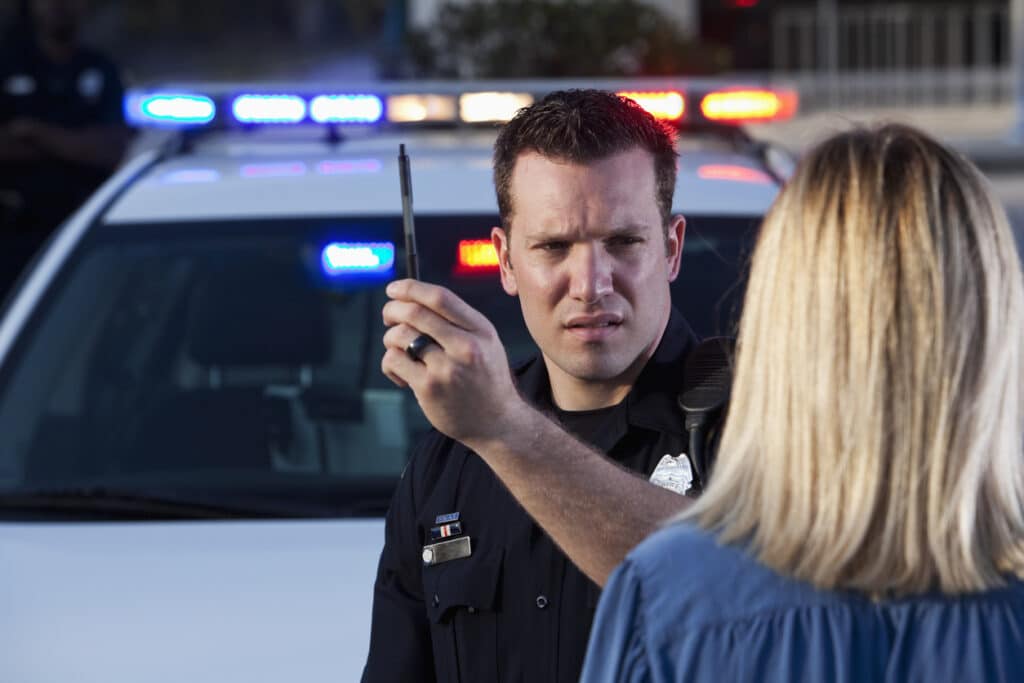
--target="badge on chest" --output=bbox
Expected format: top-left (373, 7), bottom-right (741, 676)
top-left (423, 512), bottom-right (472, 565)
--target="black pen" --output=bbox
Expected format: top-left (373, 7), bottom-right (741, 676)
top-left (398, 143), bottom-right (420, 280)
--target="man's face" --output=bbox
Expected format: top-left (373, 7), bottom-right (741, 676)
top-left (492, 148), bottom-right (684, 396)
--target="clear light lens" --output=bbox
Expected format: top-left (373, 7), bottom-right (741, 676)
top-left (387, 94), bottom-right (458, 123)
top-left (459, 92), bottom-right (534, 123)
top-left (232, 94), bottom-right (307, 124)
top-left (309, 94), bottom-right (383, 124)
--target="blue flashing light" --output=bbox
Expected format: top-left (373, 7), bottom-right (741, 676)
top-left (125, 93), bottom-right (216, 126)
top-left (309, 94), bottom-right (384, 124)
top-left (232, 94), bottom-right (307, 124)
top-left (321, 242), bottom-right (395, 276)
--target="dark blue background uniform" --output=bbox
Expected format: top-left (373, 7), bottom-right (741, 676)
top-left (0, 33), bottom-right (123, 274)
top-left (363, 310), bottom-right (698, 683)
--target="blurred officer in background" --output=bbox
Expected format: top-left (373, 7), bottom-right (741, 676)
top-left (366, 90), bottom-right (698, 683)
top-left (582, 124), bottom-right (1024, 682)
top-left (0, 0), bottom-right (129, 295)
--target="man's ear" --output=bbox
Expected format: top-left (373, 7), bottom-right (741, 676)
top-left (492, 226), bottom-right (518, 296)
top-left (666, 214), bottom-right (686, 282)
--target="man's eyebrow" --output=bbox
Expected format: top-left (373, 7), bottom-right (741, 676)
top-left (524, 223), bottom-right (652, 241)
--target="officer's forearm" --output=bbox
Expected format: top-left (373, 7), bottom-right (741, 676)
top-left (466, 402), bottom-right (691, 587)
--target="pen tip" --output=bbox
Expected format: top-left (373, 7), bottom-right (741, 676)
top-left (399, 143), bottom-right (406, 155)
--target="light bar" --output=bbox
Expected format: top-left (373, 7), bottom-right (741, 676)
top-left (699, 89), bottom-right (798, 123)
top-left (321, 242), bottom-right (395, 276)
top-left (459, 92), bottom-right (534, 123)
top-left (232, 94), bottom-right (307, 124)
top-left (387, 94), bottom-right (458, 123)
top-left (697, 164), bottom-right (773, 185)
top-left (618, 91), bottom-right (685, 121)
top-left (457, 240), bottom-right (499, 272)
top-left (310, 94), bottom-right (383, 124)
top-left (125, 93), bottom-right (216, 126)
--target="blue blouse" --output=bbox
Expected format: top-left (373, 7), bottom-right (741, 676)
top-left (581, 523), bottom-right (1024, 682)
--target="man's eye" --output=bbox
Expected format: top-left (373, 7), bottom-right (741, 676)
top-left (537, 241), bottom-right (569, 251)
top-left (608, 236), bottom-right (643, 247)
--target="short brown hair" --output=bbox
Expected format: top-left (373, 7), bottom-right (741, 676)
top-left (493, 89), bottom-right (678, 229)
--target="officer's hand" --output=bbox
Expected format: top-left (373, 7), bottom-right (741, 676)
top-left (382, 279), bottom-right (527, 446)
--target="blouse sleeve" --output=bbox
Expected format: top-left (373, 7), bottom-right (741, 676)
top-left (579, 558), bottom-right (650, 683)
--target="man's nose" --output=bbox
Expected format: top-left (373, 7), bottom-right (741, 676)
top-left (567, 245), bottom-right (613, 304)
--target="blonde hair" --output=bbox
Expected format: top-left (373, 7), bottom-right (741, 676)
top-left (684, 124), bottom-right (1024, 596)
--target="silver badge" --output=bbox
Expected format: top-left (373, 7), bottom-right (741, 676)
top-left (649, 453), bottom-right (694, 495)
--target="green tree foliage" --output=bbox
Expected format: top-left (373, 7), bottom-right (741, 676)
top-left (406, 0), bottom-right (730, 78)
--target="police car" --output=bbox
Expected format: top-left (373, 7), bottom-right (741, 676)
top-left (0, 79), bottom-right (792, 682)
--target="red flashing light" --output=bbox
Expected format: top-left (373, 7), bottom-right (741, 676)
top-left (700, 89), bottom-right (798, 123)
top-left (457, 239), bottom-right (499, 272)
top-left (617, 91), bottom-right (686, 121)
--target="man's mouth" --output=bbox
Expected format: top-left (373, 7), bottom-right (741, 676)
top-left (564, 314), bottom-right (623, 340)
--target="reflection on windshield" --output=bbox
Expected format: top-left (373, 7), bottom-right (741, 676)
top-left (0, 214), bottom-right (759, 520)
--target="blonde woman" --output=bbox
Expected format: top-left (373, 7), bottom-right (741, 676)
top-left (581, 124), bottom-right (1024, 682)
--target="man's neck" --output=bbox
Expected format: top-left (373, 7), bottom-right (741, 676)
top-left (547, 372), bottom-right (634, 411)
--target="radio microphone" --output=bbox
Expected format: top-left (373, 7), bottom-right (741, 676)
top-left (678, 337), bottom-right (735, 489)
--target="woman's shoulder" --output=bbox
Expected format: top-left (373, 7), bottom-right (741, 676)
top-left (623, 523), bottom-right (845, 631)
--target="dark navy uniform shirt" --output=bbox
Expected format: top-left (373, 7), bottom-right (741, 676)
top-left (363, 309), bottom-right (698, 683)
top-left (0, 35), bottom-right (124, 231)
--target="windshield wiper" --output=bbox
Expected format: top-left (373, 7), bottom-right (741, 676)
top-left (0, 486), bottom-right (275, 520)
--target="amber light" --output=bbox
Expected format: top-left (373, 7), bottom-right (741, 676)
top-left (617, 91), bottom-right (686, 121)
top-left (457, 239), bottom-right (499, 271)
top-left (699, 89), bottom-right (798, 123)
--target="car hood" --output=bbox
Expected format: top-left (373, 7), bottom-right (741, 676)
top-left (0, 519), bottom-right (385, 683)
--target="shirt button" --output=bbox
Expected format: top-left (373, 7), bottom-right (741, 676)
top-left (535, 595), bottom-right (549, 610)
top-left (467, 606), bottom-right (477, 614)
top-left (432, 594), bottom-right (440, 607)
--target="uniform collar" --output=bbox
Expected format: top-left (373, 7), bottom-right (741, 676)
top-left (513, 308), bottom-right (697, 439)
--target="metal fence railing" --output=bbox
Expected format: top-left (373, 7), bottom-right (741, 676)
top-left (772, 2), bottom-right (1014, 110)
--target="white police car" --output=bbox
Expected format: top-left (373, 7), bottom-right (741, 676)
top-left (0, 80), bottom-right (791, 682)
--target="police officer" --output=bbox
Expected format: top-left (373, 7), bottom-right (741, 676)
top-left (0, 0), bottom-right (128, 293)
top-left (366, 90), bottom-right (698, 683)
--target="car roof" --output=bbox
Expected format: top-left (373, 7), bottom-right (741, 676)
top-left (103, 128), bottom-right (780, 224)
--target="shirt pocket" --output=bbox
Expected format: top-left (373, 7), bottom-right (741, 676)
top-left (422, 543), bottom-right (503, 683)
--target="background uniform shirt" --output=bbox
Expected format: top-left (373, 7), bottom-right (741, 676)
top-left (0, 36), bottom-right (124, 233)
top-left (363, 310), bottom-right (698, 683)
top-left (582, 523), bottom-right (1024, 683)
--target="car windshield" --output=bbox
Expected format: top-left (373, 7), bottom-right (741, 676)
top-left (0, 213), bottom-right (759, 519)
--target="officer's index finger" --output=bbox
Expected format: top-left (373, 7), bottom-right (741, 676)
top-left (386, 279), bottom-right (488, 332)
